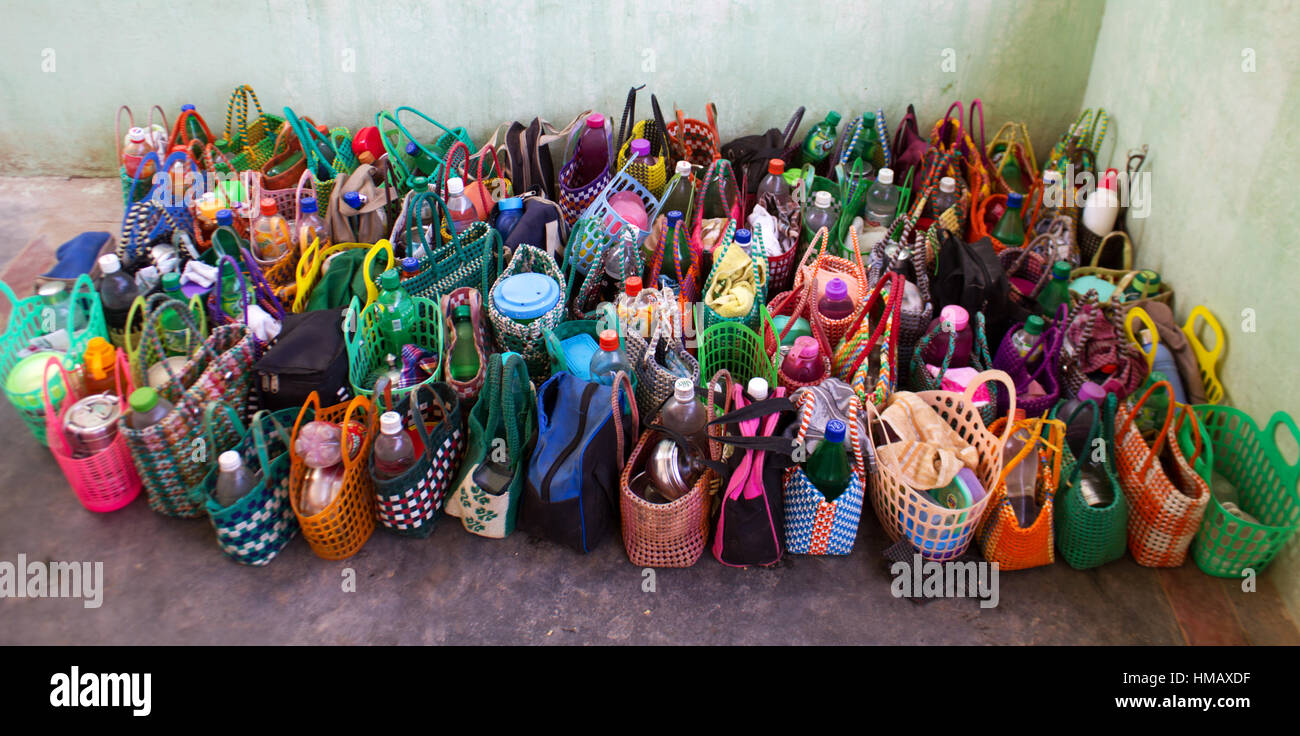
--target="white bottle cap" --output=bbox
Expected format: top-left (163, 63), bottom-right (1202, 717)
top-left (675, 160), bottom-right (692, 177)
top-left (446, 177), bottom-right (465, 196)
top-left (747, 377), bottom-right (769, 401)
top-left (674, 378), bottom-right (694, 402)
top-left (1043, 170), bottom-right (1062, 185)
top-left (814, 190), bottom-right (834, 208)
top-left (98, 253), bottom-right (121, 274)
top-left (939, 176), bottom-right (956, 193)
top-left (218, 450), bottom-right (242, 473)
top-left (877, 167), bottom-right (894, 185)
top-left (127, 126), bottom-right (148, 143)
top-left (380, 411), bottom-right (404, 435)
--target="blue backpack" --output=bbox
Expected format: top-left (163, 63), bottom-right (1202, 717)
top-left (520, 371), bottom-right (637, 553)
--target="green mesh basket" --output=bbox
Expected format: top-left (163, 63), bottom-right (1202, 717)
top-left (376, 107), bottom-right (473, 193)
top-left (1191, 405), bottom-right (1300, 577)
top-left (1, 274), bottom-right (108, 445)
top-left (1051, 395), bottom-right (1128, 570)
top-left (543, 303), bottom-right (622, 380)
top-left (696, 306), bottom-right (777, 388)
top-left (344, 295), bottom-right (445, 400)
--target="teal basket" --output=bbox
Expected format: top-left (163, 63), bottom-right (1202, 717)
top-left (696, 306), bottom-right (777, 388)
top-left (344, 295), bottom-right (446, 401)
top-left (376, 106), bottom-right (473, 192)
top-left (1191, 405), bottom-right (1300, 577)
top-left (699, 222), bottom-right (767, 333)
top-left (1, 274), bottom-right (108, 445)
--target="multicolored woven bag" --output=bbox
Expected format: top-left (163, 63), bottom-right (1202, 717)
top-left (216, 84), bottom-right (285, 172)
top-left (371, 382), bottom-right (465, 539)
top-left (556, 112), bottom-right (613, 227)
top-left (783, 393), bottom-right (867, 556)
top-left (907, 310), bottom-right (1001, 427)
top-left (439, 287), bottom-right (492, 403)
top-left (203, 407), bottom-right (300, 566)
top-left (665, 103), bottom-right (720, 168)
top-left (488, 245), bottom-right (566, 378)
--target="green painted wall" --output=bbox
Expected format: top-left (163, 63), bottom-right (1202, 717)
top-left (0, 0), bottom-right (1104, 175)
top-left (1081, 0), bottom-right (1300, 616)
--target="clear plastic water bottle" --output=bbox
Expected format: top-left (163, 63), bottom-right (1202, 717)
top-left (251, 197), bottom-right (292, 262)
top-left (865, 167), bottom-right (900, 227)
top-left (126, 387), bottom-right (174, 430)
top-left (1002, 425), bottom-right (1041, 527)
top-left (928, 176), bottom-right (960, 219)
top-left (758, 158), bottom-right (791, 199)
top-left (373, 411), bottom-right (417, 479)
top-left (803, 190), bottom-right (837, 237)
top-left (588, 329), bottom-right (633, 386)
top-left (1010, 315), bottom-right (1046, 360)
top-left (446, 177), bottom-right (479, 234)
top-left (733, 228), bottom-right (754, 255)
top-left (294, 196), bottom-right (329, 252)
top-left (616, 276), bottom-right (657, 339)
top-left (214, 450), bottom-right (260, 507)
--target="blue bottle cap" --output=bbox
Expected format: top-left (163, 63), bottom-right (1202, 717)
top-left (500, 197), bottom-right (523, 211)
top-left (1006, 192), bottom-right (1024, 210)
top-left (824, 419), bottom-right (847, 444)
top-left (401, 257), bottom-right (419, 272)
top-left (734, 228), bottom-right (752, 245)
top-left (342, 191), bottom-right (364, 209)
top-left (216, 209), bottom-right (233, 226)
top-left (300, 197), bottom-right (317, 214)
top-left (182, 104), bottom-right (195, 112)
top-left (666, 210), bottom-right (684, 229)
top-left (493, 273), bottom-right (561, 320)
top-left (405, 141), bottom-right (420, 156)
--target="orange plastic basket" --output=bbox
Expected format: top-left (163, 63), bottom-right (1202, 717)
top-left (977, 416), bottom-right (1065, 570)
top-left (289, 392), bottom-right (376, 560)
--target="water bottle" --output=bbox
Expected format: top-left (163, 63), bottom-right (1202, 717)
top-left (1139, 327), bottom-right (1188, 404)
top-left (628, 138), bottom-right (657, 170)
top-left (294, 196), bottom-right (329, 252)
top-left (865, 167), bottom-right (900, 227)
top-left (992, 191), bottom-right (1027, 247)
top-left (375, 269), bottom-right (417, 355)
top-left (400, 257), bottom-right (420, 281)
top-left (126, 387), bottom-right (174, 430)
top-left (214, 450), bottom-right (260, 507)
top-left (81, 337), bottom-right (119, 397)
top-left (921, 305), bottom-right (974, 367)
top-left (928, 176), bottom-right (960, 219)
top-left (746, 377), bottom-right (770, 402)
top-left (661, 161), bottom-right (695, 224)
top-left (588, 329), bottom-right (633, 386)
top-left (806, 419), bottom-right (852, 502)
top-left (659, 378), bottom-right (710, 456)
top-left (616, 277), bottom-right (657, 339)
top-left (405, 141), bottom-right (439, 177)
top-left (758, 158), bottom-right (792, 199)
top-left (1037, 261), bottom-right (1074, 316)
top-left (801, 111), bottom-right (842, 164)
top-left (733, 228), bottom-right (754, 255)
top-left (373, 411), bottom-right (417, 479)
top-left (1034, 170), bottom-right (1064, 234)
top-left (158, 273), bottom-right (193, 356)
top-left (218, 260), bottom-right (249, 323)
top-left (448, 304), bottom-right (480, 382)
top-left (781, 336), bottom-right (827, 384)
top-left (576, 113), bottom-right (611, 187)
top-left (251, 197), bottom-right (292, 262)
top-left (495, 197), bottom-right (524, 240)
top-left (445, 177), bottom-right (478, 234)
top-left (1010, 315), bottom-right (1047, 360)
top-left (294, 420), bottom-right (350, 516)
top-left (818, 277), bottom-right (855, 320)
top-left (121, 127), bottom-right (156, 179)
top-left (179, 104), bottom-right (209, 145)
top-left (1002, 425), bottom-right (1041, 527)
top-left (803, 190), bottom-right (838, 238)
top-left (97, 254), bottom-right (138, 337)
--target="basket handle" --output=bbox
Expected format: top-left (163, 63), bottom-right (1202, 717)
top-left (360, 240), bottom-right (396, 307)
top-left (1172, 405), bottom-right (1206, 471)
top-left (202, 400), bottom-right (248, 470)
top-left (289, 391), bottom-right (324, 463)
top-left (1126, 379), bottom-right (1178, 477)
top-left (1265, 411), bottom-right (1300, 475)
top-left (115, 105), bottom-right (136, 163)
top-left (250, 409), bottom-right (293, 476)
top-left (1124, 306), bottom-right (1159, 371)
top-left (404, 382), bottom-right (444, 454)
top-left (993, 415), bottom-right (1051, 490)
top-left (1091, 230), bottom-right (1133, 269)
top-left (63, 273), bottom-right (99, 346)
top-left (1182, 305), bottom-right (1225, 366)
top-left (40, 356), bottom-right (77, 456)
top-left (499, 352), bottom-right (534, 463)
top-left (340, 394), bottom-right (373, 472)
top-left (960, 370), bottom-right (1019, 444)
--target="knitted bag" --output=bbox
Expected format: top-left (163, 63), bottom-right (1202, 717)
top-left (370, 382), bottom-right (465, 538)
top-left (690, 158), bottom-right (742, 257)
top-left (489, 245), bottom-right (566, 378)
top-left (992, 304), bottom-right (1068, 418)
top-left (830, 268), bottom-right (904, 409)
top-left (866, 228), bottom-right (934, 370)
top-left (1113, 381), bottom-right (1210, 567)
top-left (908, 310), bottom-right (1001, 427)
top-left (977, 415), bottom-right (1066, 571)
top-left (665, 102), bottom-right (721, 168)
top-left (556, 112), bottom-right (613, 227)
top-left (122, 297), bottom-right (257, 518)
top-left (783, 392), bottom-right (867, 556)
top-left (624, 305), bottom-right (699, 419)
top-left (217, 84), bottom-right (286, 172)
top-left (1057, 295), bottom-right (1149, 400)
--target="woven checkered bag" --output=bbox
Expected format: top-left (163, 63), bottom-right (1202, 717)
top-left (783, 393), bottom-right (867, 556)
top-left (371, 382), bottom-right (465, 539)
top-left (977, 416), bottom-right (1066, 570)
top-left (122, 296), bottom-right (257, 518)
top-left (289, 393), bottom-right (377, 560)
top-left (556, 112), bottom-right (613, 227)
top-left (1113, 381), bottom-right (1210, 567)
top-left (217, 85), bottom-right (285, 172)
top-left (769, 226), bottom-right (869, 355)
top-left (489, 244), bottom-right (566, 378)
top-left (869, 372), bottom-right (1018, 561)
top-left (665, 103), bottom-right (721, 168)
top-left (203, 407), bottom-right (301, 566)
top-left (1057, 295), bottom-right (1149, 400)
top-left (907, 310), bottom-right (1001, 427)
top-left (396, 187), bottom-right (501, 302)
top-left (439, 287), bottom-right (492, 404)
top-left (1052, 394), bottom-right (1129, 570)
top-left (918, 101), bottom-right (987, 207)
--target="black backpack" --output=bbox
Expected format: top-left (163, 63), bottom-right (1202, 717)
top-left (720, 107), bottom-right (804, 213)
top-left (933, 230), bottom-right (1030, 344)
top-left (253, 309), bottom-right (351, 411)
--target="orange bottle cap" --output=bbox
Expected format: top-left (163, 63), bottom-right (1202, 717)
top-left (83, 337), bottom-right (115, 380)
top-left (768, 158), bottom-right (784, 176)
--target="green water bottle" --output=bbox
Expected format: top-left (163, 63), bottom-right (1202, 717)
top-left (801, 111), bottom-right (842, 165)
top-left (211, 209), bottom-right (246, 260)
top-left (218, 261), bottom-right (249, 322)
top-left (375, 268), bottom-right (416, 355)
top-left (159, 273), bottom-right (191, 356)
top-left (806, 419), bottom-right (852, 502)
top-left (992, 192), bottom-right (1026, 247)
top-left (1038, 261), bottom-right (1074, 317)
top-left (448, 304), bottom-right (480, 381)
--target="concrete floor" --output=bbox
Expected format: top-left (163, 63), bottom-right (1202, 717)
top-left (1, 177), bottom-right (1297, 646)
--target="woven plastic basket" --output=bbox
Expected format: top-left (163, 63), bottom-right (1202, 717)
top-left (370, 382), bottom-right (465, 539)
top-left (1190, 405), bottom-right (1300, 577)
top-left (869, 371), bottom-right (1018, 561)
top-left (344, 293), bottom-right (445, 400)
top-left (977, 416), bottom-right (1065, 570)
top-left (204, 408), bottom-right (300, 565)
top-left (696, 306), bottom-right (777, 388)
top-left (619, 415), bottom-right (718, 568)
top-left (1052, 395), bottom-right (1128, 570)
top-left (288, 392), bottom-right (377, 560)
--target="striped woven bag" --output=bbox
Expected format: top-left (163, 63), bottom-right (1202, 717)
top-left (783, 393), bottom-right (867, 556)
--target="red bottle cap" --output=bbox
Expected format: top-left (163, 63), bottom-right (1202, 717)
top-left (768, 158), bottom-right (784, 176)
top-left (624, 276), bottom-right (642, 297)
top-left (260, 197), bottom-right (277, 216)
top-left (599, 329), bottom-right (620, 351)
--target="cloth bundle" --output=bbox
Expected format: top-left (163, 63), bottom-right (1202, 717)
top-left (704, 242), bottom-right (767, 318)
top-left (876, 392), bottom-right (979, 490)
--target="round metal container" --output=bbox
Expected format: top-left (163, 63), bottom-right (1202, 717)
top-left (62, 393), bottom-right (121, 457)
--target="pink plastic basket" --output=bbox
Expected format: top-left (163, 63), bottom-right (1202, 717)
top-left (42, 351), bottom-right (142, 513)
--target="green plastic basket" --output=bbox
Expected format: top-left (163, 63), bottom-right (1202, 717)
top-left (1051, 395), bottom-right (1129, 570)
top-left (1, 274), bottom-right (108, 445)
top-left (696, 305), bottom-right (777, 388)
top-left (1191, 405), bottom-right (1300, 578)
top-left (344, 294), bottom-right (445, 400)
top-left (376, 107), bottom-right (473, 192)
